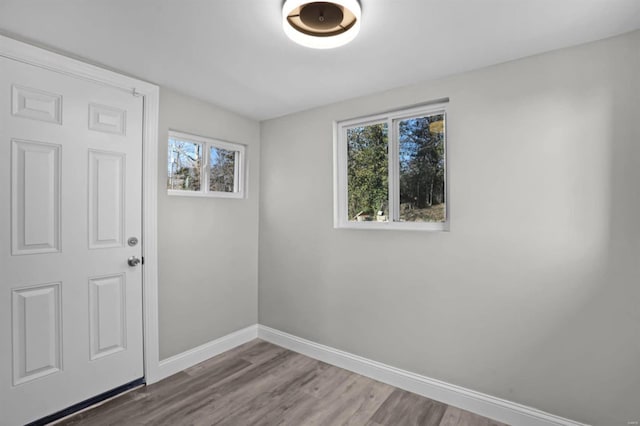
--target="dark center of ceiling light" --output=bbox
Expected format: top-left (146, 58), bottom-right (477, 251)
top-left (287, 2), bottom-right (356, 37)
top-left (282, 0), bottom-right (362, 49)
top-left (300, 2), bottom-right (343, 30)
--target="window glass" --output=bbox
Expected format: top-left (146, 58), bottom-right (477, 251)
top-left (346, 123), bottom-right (389, 222)
top-left (398, 114), bottom-right (446, 223)
top-left (168, 138), bottom-right (202, 191)
top-left (167, 131), bottom-right (246, 198)
top-left (335, 103), bottom-right (448, 230)
top-left (209, 146), bottom-right (236, 193)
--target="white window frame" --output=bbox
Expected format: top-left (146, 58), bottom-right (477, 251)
top-left (334, 102), bottom-right (449, 231)
top-left (167, 130), bottom-right (246, 199)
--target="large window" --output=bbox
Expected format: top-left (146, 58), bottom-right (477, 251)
top-left (334, 103), bottom-right (448, 230)
top-left (167, 130), bottom-right (245, 198)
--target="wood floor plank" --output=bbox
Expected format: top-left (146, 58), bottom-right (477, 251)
top-left (257, 371), bottom-right (391, 426)
top-left (219, 360), bottom-right (358, 425)
top-left (238, 340), bottom-right (289, 365)
top-left (439, 405), bottom-right (464, 426)
top-left (200, 358), bottom-right (320, 426)
top-left (370, 388), bottom-right (448, 426)
top-left (300, 361), bottom-right (354, 399)
top-left (245, 388), bottom-right (319, 426)
top-left (439, 406), bottom-right (509, 426)
top-left (151, 351), bottom-right (317, 426)
top-left (183, 339), bottom-right (262, 376)
top-left (310, 376), bottom-right (394, 426)
top-left (342, 379), bottom-right (396, 425)
top-left (213, 363), bottom-right (322, 425)
top-left (459, 410), bottom-right (491, 426)
top-left (147, 352), bottom-right (305, 425)
top-left (272, 374), bottom-right (372, 425)
top-left (132, 357), bottom-right (254, 424)
top-left (57, 339), bottom-right (509, 426)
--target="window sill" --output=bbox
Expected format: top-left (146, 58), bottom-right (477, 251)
top-left (334, 221), bottom-right (449, 232)
top-left (167, 189), bottom-right (244, 199)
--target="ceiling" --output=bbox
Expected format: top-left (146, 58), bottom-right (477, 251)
top-left (1, 1), bottom-right (639, 121)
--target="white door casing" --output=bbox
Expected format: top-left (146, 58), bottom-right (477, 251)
top-left (0, 36), bottom-right (160, 426)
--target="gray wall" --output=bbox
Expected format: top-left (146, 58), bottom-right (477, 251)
top-left (158, 88), bottom-right (259, 359)
top-left (258, 31), bottom-right (640, 426)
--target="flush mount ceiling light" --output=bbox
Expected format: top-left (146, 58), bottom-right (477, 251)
top-left (282, 0), bottom-right (362, 49)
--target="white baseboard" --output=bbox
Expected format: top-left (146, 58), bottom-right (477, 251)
top-left (153, 324), bottom-right (258, 382)
top-left (151, 324), bottom-right (588, 426)
top-left (257, 325), bottom-right (589, 426)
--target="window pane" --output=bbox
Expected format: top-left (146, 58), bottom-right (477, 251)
top-left (167, 138), bottom-right (202, 191)
top-left (398, 114), bottom-right (446, 222)
top-left (347, 123), bottom-right (389, 222)
top-left (209, 146), bottom-right (236, 193)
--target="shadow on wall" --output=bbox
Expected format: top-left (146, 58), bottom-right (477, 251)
top-left (431, 84), bottom-right (638, 425)
top-left (513, 85), bottom-right (640, 425)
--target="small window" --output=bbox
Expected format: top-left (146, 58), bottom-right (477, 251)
top-left (167, 130), bottom-right (245, 198)
top-left (334, 102), bottom-right (448, 231)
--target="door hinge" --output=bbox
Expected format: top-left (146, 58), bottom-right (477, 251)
top-left (141, 256), bottom-right (145, 265)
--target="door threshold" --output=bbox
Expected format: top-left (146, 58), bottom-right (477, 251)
top-left (27, 378), bottom-right (145, 426)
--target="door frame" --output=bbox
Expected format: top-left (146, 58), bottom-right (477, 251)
top-left (0, 35), bottom-right (164, 384)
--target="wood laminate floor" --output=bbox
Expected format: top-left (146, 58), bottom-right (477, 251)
top-left (56, 340), bottom-right (509, 426)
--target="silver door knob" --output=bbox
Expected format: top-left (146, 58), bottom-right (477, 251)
top-left (128, 256), bottom-right (141, 267)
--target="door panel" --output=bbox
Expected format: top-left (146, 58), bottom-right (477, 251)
top-left (89, 274), bottom-right (127, 360)
top-left (11, 139), bottom-right (62, 255)
top-left (11, 85), bottom-right (63, 124)
top-left (11, 283), bottom-right (62, 386)
top-left (88, 103), bottom-right (126, 135)
top-left (0, 55), bottom-right (144, 426)
top-left (88, 150), bottom-right (126, 249)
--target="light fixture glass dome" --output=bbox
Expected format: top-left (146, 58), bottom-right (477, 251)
top-left (282, 0), bottom-right (362, 49)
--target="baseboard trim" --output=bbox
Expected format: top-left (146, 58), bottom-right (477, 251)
top-left (257, 325), bottom-right (589, 426)
top-left (154, 324), bottom-right (258, 382)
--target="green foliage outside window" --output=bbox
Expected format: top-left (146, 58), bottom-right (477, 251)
top-left (347, 123), bottom-right (388, 220)
top-left (345, 113), bottom-right (446, 223)
top-left (399, 115), bottom-right (445, 222)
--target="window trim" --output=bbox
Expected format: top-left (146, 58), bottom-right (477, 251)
top-left (333, 102), bottom-right (449, 231)
top-left (167, 130), bottom-right (246, 199)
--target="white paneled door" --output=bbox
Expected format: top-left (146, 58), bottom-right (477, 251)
top-left (0, 56), bottom-right (144, 426)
